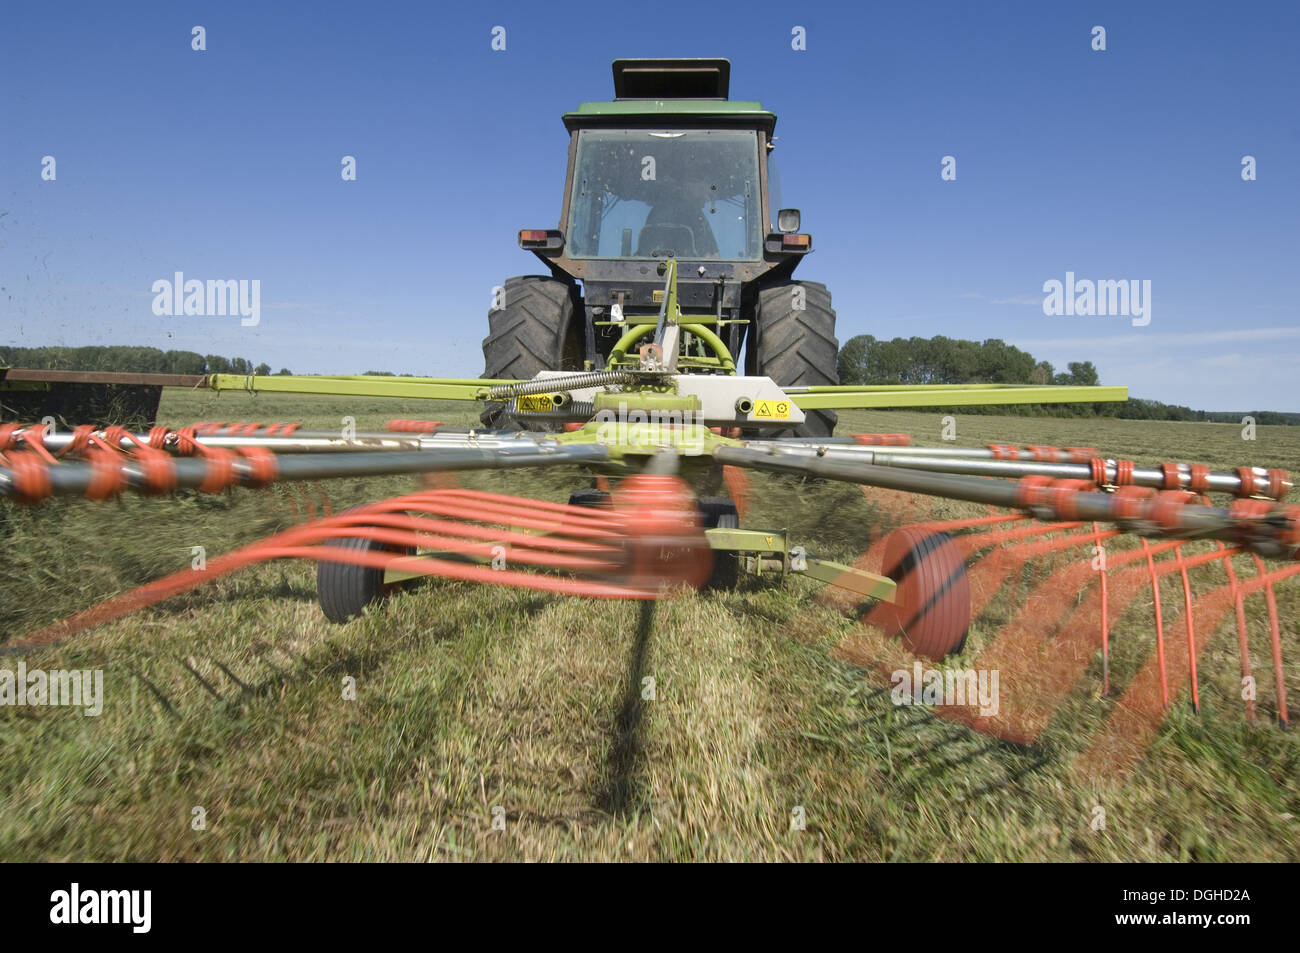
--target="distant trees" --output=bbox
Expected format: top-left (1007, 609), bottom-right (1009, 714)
top-left (834, 335), bottom-right (1269, 421)
top-left (3, 342), bottom-right (1291, 423)
top-left (1056, 361), bottom-right (1099, 387)
top-left (0, 346), bottom-right (289, 377)
top-left (837, 335), bottom-right (1039, 387)
top-left (204, 355), bottom-right (256, 375)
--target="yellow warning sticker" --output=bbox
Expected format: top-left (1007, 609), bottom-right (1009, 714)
top-left (752, 399), bottom-right (792, 420)
top-left (517, 395), bottom-right (553, 413)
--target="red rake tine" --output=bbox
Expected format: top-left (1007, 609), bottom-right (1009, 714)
top-left (1093, 521), bottom-right (1110, 696)
top-left (1250, 553), bottom-right (1291, 728)
top-left (721, 464), bottom-right (751, 518)
top-left (1141, 538), bottom-right (1170, 709)
top-left (856, 483), bottom-right (925, 528)
top-left (1074, 559), bottom-right (1300, 782)
top-left (7, 486), bottom-right (680, 649)
top-left (1174, 544), bottom-right (1201, 714)
top-left (314, 481), bottom-right (334, 517)
top-left (964, 549), bottom-right (1104, 743)
top-left (977, 538), bottom-right (1203, 744)
top-left (913, 512), bottom-right (1026, 535)
top-left (296, 481), bottom-right (318, 520)
top-left (1219, 545), bottom-right (1256, 723)
top-left (959, 522), bottom-right (1098, 618)
top-left (1073, 585), bottom-right (1235, 783)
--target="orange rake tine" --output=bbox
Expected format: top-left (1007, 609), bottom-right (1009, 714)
top-left (977, 540), bottom-right (1217, 743)
top-left (1174, 544), bottom-right (1200, 714)
top-left (6, 484), bottom-right (715, 650)
top-left (721, 465), bottom-right (751, 518)
top-left (1075, 560), bottom-right (1300, 781)
top-left (1219, 545), bottom-right (1256, 722)
top-left (1141, 539), bottom-right (1170, 709)
top-left (1250, 554), bottom-right (1291, 728)
top-left (1093, 521), bottom-right (1110, 696)
top-left (961, 523), bottom-right (1098, 617)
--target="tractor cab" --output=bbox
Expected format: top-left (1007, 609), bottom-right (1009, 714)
top-left (520, 59), bottom-right (807, 320)
top-left (563, 126), bottom-right (763, 263)
top-left (563, 62), bottom-right (762, 264)
top-left (488, 58), bottom-right (839, 436)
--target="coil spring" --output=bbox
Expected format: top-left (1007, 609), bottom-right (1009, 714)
top-left (487, 371), bottom-right (639, 400)
top-left (513, 401), bottom-right (596, 420)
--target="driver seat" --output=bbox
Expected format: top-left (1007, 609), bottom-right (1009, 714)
top-left (635, 224), bottom-right (697, 258)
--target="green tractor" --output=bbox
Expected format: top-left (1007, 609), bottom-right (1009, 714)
top-left (482, 58), bottom-right (839, 437)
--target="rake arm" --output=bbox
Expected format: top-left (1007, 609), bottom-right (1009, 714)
top-left (714, 446), bottom-right (1300, 558)
top-left (0, 442), bottom-right (610, 500)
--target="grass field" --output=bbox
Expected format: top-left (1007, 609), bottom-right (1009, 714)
top-left (2, 391), bottom-right (1297, 861)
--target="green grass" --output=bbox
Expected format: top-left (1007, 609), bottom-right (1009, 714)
top-left (1, 393), bottom-right (1297, 860)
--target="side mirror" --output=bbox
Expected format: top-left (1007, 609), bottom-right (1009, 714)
top-left (777, 208), bottom-right (801, 233)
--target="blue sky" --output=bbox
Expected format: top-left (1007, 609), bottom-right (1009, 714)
top-left (2, 0), bottom-right (1297, 409)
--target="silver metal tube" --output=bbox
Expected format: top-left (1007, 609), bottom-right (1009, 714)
top-left (32, 427), bottom-right (531, 455)
top-left (0, 444), bottom-right (611, 499)
top-left (739, 441), bottom-right (1288, 498)
top-left (714, 445), bottom-right (1292, 555)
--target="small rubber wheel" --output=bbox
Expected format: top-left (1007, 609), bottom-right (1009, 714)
top-left (568, 488), bottom-right (612, 508)
top-left (317, 533), bottom-right (414, 624)
top-left (871, 528), bottom-right (970, 659)
top-left (699, 497), bottom-right (739, 589)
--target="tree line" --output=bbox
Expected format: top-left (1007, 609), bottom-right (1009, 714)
top-left (0, 346), bottom-right (291, 378)
top-left (836, 334), bottom-right (1295, 423)
top-left (2, 341), bottom-right (1293, 424)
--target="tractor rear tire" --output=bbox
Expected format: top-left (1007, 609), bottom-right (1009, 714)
top-left (480, 275), bottom-right (584, 430)
top-left (751, 280), bottom-right (839, 438)
top-left (317, 532), bottom-right (415, 624)
top-left (872, 528), bottom-right (970, 660)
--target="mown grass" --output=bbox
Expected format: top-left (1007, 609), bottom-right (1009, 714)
top-left (1, 393), bottom-right (1297, 860)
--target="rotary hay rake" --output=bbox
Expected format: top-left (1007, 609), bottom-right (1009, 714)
top-left (2, 402), bottom-right (1296, 767)
top-left (2, 282), bottom-right (1297, 785)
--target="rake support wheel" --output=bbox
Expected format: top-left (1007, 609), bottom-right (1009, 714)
top-left (873, 527), bottom-right (971, 660)
top-left (698, 496), bottom-right (740, 589)
top-left (317, 534), bottom-right (414, 623)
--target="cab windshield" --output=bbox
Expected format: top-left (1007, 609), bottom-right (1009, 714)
top-left (566, 128), bottom-right (762, 261)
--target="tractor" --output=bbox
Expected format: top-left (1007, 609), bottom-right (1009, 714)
top-left (481, 58), bottom-right (839, 437)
